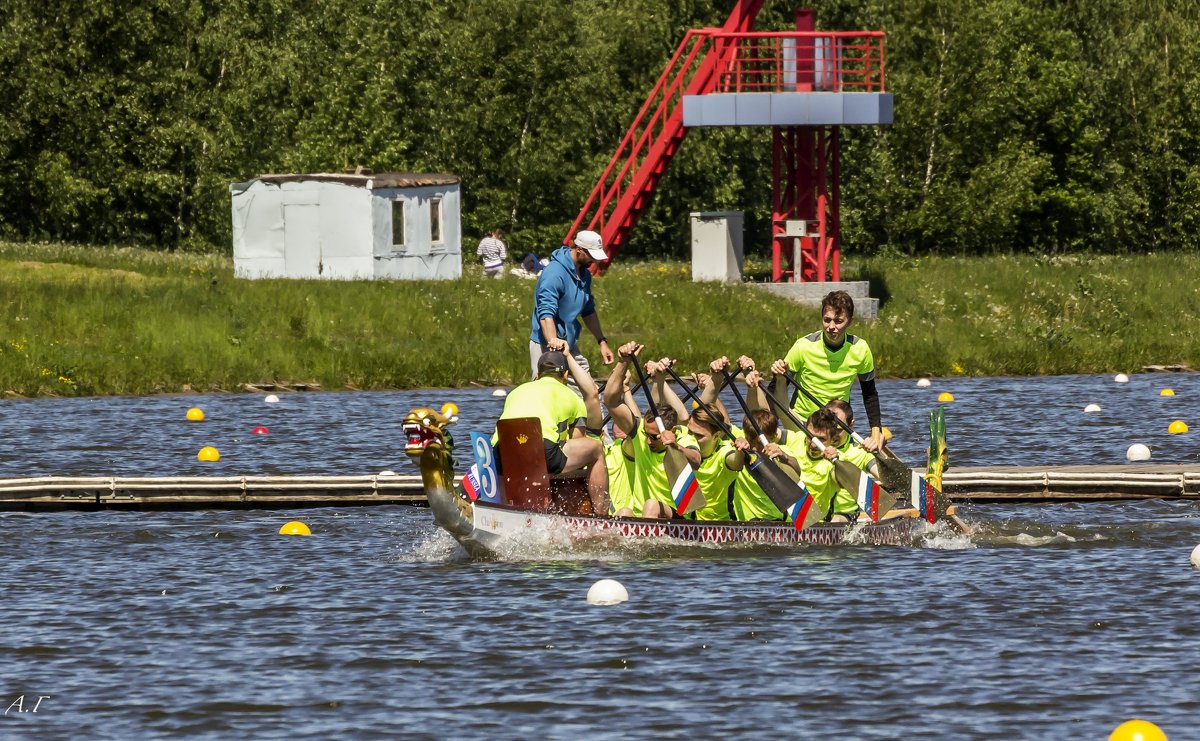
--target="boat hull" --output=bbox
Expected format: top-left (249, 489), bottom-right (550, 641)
top-left (428, 485), bottom-right (922, 558)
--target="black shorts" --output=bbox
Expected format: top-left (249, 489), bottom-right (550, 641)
top-left (543, 439), bottom-right (568, 474)
top-left (491, 440), bottom-right (568, 475)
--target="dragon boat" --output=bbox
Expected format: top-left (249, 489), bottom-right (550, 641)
top-left (404, 405), bottom-right (955, 559)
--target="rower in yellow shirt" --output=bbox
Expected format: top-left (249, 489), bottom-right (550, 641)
top-left (823, 399), bottom-right (881, 522)
top-left (491, 350), bottom-right (609, 513)
top-left (603, 343), bottom-right (700, 519)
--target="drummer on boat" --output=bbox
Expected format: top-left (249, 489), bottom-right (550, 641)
top-left (491, 349), bottom-right (611, 514)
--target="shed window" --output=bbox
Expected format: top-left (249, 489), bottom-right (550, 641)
top-left (391, 200), bottom-right (405, 247)
top-left (430, 197), bottom-right (443, 244)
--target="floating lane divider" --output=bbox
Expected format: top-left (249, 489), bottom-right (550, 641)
top-left (1, 467), bottom-right (1200, 509)
top-left (0, 475), bottom-right (427, 508)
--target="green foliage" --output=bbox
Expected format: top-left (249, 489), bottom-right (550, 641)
top-left (0, 1), bottom-right (1198, 255)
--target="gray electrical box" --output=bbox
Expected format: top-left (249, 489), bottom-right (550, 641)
top-left (690, 211), bottom-right (744, 282)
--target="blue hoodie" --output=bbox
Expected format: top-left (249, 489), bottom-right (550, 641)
top-left (529, 246), bottom-right (595, 349)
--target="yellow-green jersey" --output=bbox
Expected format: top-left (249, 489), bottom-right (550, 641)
top-left (491, 375), bottom-right (586, 445)
top-left (690, 440), bottom-right (739, 521)
top-left (625, 420), bottom-right (700, 513)
top-left (830, 436), bottom-right (876, 515)
top-left (728, 424), bottom-right (802, 522)
top-left (784, 331), bottom-right (875, 420)
top-left (798, 448), bottom-right (839, 517)
top-left (605, 440), bottom-right (636, 515)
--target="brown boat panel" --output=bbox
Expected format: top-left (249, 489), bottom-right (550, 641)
top-left (549, 471), bottom-right (593, 516)
top-left (496, 418), bottom-right (552, 512)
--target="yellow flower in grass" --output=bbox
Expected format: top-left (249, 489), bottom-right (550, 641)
top-left (950, 361), bottom-right (966, 374)
top-left (40, 367), bottom-right (52, 376)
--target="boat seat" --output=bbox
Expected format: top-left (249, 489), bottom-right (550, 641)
top-left (495, 417), bottom-right (594, 516)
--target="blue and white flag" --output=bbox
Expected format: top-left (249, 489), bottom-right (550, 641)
top-left (469, 432), bottom-right (501, 503)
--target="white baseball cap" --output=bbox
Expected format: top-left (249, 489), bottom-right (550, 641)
top-left (573, 230), bottom-right (607, 261)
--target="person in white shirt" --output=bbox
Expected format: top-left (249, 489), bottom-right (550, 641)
top-left (476, 228), bottom-right (507, 279)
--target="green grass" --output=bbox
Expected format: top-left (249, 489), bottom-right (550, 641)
top-left (1, 241), bottom-right (1198, 396)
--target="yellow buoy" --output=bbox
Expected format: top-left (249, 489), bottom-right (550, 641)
top-left (1108, 719), bottom-right (1167, 741)
top-left (1161, 389), bottom-right (1175, 396)
top-left (186, 407), bottom-right (205, 421)
top-left (441, 402), bottom-right (459, 417)
top-left (279, 521), bottom-right (311, 536)
top-left (197, 446), bottom-right (220, 462)
top-left (1168, 420), bottom-right (1189, 434)
top-left (938, 392), bottom-right (955, 402)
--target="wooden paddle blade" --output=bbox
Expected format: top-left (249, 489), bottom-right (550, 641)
top-left (746, 454), bottom-right (807, 513)
top-left (832, 458), bottom-right (862, 493)
top-left (854, 467), bottom-right (898, 522)
top-left (785, 490), bottom-right (825, 531)
top-left (664, 446), bottom-right (706, 515)
top-left (910, 469), bottom-right (951, 524)
top-left (875, 457), bottom-right (913, 494)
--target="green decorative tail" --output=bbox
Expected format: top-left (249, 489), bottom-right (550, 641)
top-left (927, 407), bottom-right (948, 491)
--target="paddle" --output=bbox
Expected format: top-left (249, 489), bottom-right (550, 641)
top-left (630, 355), bottom-right (705, 515)
top-left (718, 368), bottom-right (823, 530)
top-left (779, 369), bottom-right (950, 523)
top-left (758, 383), bottom-right (898, 522)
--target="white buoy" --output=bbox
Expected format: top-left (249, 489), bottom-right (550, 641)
top-left (916, 378), bottom-right (932, 388)
top-left (1114, 373), bottom-right (1129, 384)
top-left (1084, 403), bottom-right (1102, 413)
top-left (1126, 444), bottom-right (1151, 462)
top-left (378, 470), bottom-right (397, 476)
top-left (264, 394), bottom-right (280, 403)
top-left (586, 579), bottom-right (629, 605)
top-left (1191, 544), bottom-right (1200, 569)
top-left (492, 388), bottom-right (507, 397)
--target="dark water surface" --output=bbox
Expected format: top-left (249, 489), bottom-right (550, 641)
top-left (3, 374), bottom-right (1200, 738)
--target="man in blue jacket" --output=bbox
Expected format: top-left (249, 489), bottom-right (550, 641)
top-left (528, 230), bottom-right (615, 381)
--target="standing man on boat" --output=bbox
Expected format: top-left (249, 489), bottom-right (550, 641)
top-left (770, 290), bottom-right (884, 452)
top-left (492, 350), bottom-right (610, 514)
top-left (529, 230), bottom-right (615, 382)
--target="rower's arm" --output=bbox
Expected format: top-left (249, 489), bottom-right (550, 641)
top-left (604, 343), bottom-right (642, 436)
top-left (654, 363), bottom-right (689, 424)
top-left (565, 352), bottom-right (602, 430)
top-left (744, 369), bottom-right (768, 412)
top-left (860, 377), bottom-right (883, 450)
top-left (770, 374), bottom-right (800, 431)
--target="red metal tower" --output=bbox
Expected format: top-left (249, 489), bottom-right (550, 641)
top-left (565, 4), bottom-right (889, 281)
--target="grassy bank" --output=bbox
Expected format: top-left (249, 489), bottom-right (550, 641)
top-left (2, 241), bottom-right (1198, 396)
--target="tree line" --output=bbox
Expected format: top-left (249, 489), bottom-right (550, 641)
top-left (1, 0), bottom-right (1196, 257)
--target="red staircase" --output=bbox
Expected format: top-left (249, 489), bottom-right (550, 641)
top-left (564, 1), bottom-right (766, 271)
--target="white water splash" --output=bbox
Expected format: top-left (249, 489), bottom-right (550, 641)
top-left (1002, 531), bottom-right (1079, 547)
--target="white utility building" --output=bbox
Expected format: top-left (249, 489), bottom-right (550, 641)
top-left (230, 171), bottom-right (462, 280)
